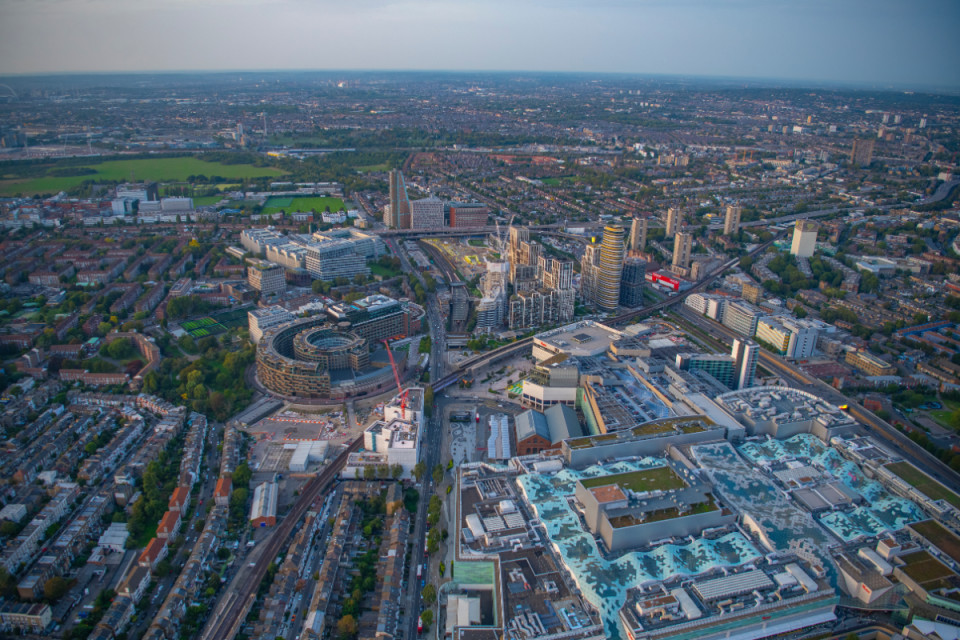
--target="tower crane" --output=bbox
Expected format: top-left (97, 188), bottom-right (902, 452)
top-left (382, 339), bottom-right (408, 420)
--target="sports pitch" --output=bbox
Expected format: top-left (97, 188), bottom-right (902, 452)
top-left (262, 196), bottom-right (345, 214)
top-left (0, 156), bottom-right (286, 196)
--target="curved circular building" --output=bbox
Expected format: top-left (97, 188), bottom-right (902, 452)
top-left (256, 316), bottom-right (395, 400)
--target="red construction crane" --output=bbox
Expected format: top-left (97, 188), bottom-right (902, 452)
top-left (382, 339), bottom-right (408, 420)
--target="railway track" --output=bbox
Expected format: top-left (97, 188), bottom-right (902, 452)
top-left (202, 437), bottom-right (363, 640)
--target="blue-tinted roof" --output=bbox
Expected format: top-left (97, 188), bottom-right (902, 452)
top-left (515, 409), bottom-right (550, 443)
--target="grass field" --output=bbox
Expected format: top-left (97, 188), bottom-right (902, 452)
top-left (0, 157), bottom-right (286, 196)
top-left (580, 467), bottom-right (686, 493)
top-left (368, 262), bottom-right (402, 279)
top-left (262, 196), bottom-right (345, 214)
top-left (887, 461), bottom-right (960, 509)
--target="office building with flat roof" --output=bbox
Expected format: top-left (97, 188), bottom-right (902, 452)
top-left (410, 195), bottom-right (445, 229)
top-left (722, 300), bottom-right (764, 337)
top-left (845, 350), bottom-right (897, 376)
top-left (448, 202), bottom-right (489, 228)
top-left (246, 259), bottom-right (285, 296)
top-left (248, 306), bottom-right (295, 344)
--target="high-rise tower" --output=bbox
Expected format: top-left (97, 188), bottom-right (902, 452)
top-left (850, 138), bottom-right (875, 167)
top-left (672, 232), bottom-right (692, 269)
top-left (629, 217), bottom-right (648, 253)
top-left (387, 169), bottom-right (411, 229)
top-left (731, 338), bottom-right (759, 390)
top-left (724, 204), bottom-right (741, 236)
top-left (596, 225), bottom-right (625, 312)
top-left (665, 207), bottom-right (681, 238)
top-left (619, 258), bottom-right (645, 308)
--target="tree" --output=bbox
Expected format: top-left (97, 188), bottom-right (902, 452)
top-left (105, 337), bottom-right (134, 360)
top-left (44, 576), bottom-right (71, 602)
top-left (0, 568), bottom-right (17, 598)
top-left (423, 385), bottom-right (434, 416)
top-left (232, 462), bottom-right (252, 488)
top-left (432, 464), bottom-right (443, 484)
top-left (413, 461), bottom-right (427, 482)
top-left (421, 583), bottom-right (436, 605)
top-left (363, 464), bottom-right (377, 481)
top-left (337, 614), bottom-right (358, 638)
top-left (392, 463), bottom-right (403, 479)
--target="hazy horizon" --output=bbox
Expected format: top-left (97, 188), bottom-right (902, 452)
top-left (1, 0), bottom-right (958, 92)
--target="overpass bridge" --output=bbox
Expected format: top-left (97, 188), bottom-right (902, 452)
top-left (433, 338), bottom-right (533, 391)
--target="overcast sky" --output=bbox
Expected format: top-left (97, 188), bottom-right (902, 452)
top-left (1, 0), bottom-right (957, 89)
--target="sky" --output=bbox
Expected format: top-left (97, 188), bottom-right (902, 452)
top-left (0, 0), bottom-right (958, 90)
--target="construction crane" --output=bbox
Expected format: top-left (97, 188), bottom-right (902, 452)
top-left (382, 339), bottom-right (408, 420)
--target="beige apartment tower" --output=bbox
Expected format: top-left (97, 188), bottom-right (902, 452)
top-left (672, 232), bottom-right (693, 269)
top-left (724, 204), bottom-right (742, 235)
top-left (790, 220), bottom-right (819, 258)
top-left (665, 207), bottom-right (681, 237)
top-left (629, 217), bottom-right (648, 253)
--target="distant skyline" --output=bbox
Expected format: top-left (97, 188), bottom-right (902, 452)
top-left (1, 0), bottom-right (958, 91)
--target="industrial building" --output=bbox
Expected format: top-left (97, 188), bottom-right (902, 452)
top-left (515, 404), bottom-right (584, 455)
top-left (250, 481), bottom-right (278, 527)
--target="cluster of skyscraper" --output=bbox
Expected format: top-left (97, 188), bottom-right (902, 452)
top-left (476, 227), bottom-right (575, 332)
top-left (581, 222), bottom-right (646, 312)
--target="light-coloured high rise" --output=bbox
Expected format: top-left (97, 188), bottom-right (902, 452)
top-left (629, 217), bottom-right (647, 253)
top-left (724, 204), bottom-right (741, 236)
top-left (596, 225), bottom-right (625, 312)
top-left (790, 220), bottom-right (819, 258)
top-left (508, 225), bottom-right (540, 288)
top-left (672, 232), bottom-right (692, 269)
top-left (580, 243), bottom-right (599, 305)
top-left (409, 196), bottom-right (444, 229)
top-left (731, 338), bottom-right (759, 390)
top-left (665, 207), bottom-right (682, 238)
